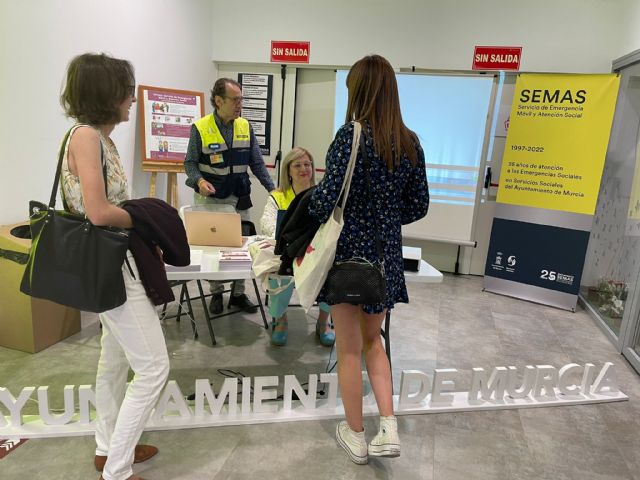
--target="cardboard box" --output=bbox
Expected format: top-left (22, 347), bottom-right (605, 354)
top-left (0, 222), bottom-right (80, 353)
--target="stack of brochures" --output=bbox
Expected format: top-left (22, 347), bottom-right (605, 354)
top-left (165, 249), bottom-right (203, 272)
top-left (218, 250), bottom-right (252, 271)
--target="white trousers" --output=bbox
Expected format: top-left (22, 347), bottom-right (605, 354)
top-left (95, 252), bottom-right (170, 480)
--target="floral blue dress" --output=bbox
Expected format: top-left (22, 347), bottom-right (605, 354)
top-left (309, 122), bottom-right (430, 313)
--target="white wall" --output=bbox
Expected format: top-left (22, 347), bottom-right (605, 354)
top-left (616, 0), bottom-right (640, 59)
top-left (0, 0), bottom-right (215, 225)
top-left (211, 0), bottom-right (634, 73)
top-left (2, 0), bottom-right (640, 228)
top-left (210, 0), bottom-right (640, 273)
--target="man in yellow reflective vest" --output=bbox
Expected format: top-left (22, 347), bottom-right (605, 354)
top-left (184, 78), bottom-right (275, 314)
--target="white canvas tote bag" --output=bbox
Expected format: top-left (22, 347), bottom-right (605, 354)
top-left (293, 121), bottom-right (362, 311)
top-left (249, 238), bottom-right (280, 288)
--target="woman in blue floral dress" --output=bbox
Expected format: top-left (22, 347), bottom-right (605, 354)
top-left (309, 54), bottom-right (429, 464)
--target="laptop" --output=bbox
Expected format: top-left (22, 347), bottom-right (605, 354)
top-left (183, 210), bottom-right (243, 247)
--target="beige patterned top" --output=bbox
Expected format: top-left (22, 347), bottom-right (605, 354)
top-left (60, 124), bottom-right (129, 214)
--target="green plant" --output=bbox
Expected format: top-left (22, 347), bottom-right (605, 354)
top-left (596, 278), bottom-right (628, 318)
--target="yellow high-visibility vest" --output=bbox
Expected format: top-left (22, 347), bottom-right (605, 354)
top-left (194, 114), bottom-right (250, 154)
top-left (270, 188), bottom-right (296, 210)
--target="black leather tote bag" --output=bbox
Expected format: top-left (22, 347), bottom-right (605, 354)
top-left (20, 128), bottom-right (130, 313)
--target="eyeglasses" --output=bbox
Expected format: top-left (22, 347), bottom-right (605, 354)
top-left (224, 95), bottom-right (244, 104)
top-left (291, 162), bottom-right (313, 170)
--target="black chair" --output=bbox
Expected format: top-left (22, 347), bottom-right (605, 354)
top-left (241, 220), bottom-right (257, 236)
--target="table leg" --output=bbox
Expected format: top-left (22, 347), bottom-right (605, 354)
top-left (176, 284), bottom-right (184, 323)
top-left (382, 310), bottom-right (393, 390)
top-left (184, 289), bottom-right (198, 339)
top-left (196, 280), bottom-right (216, 345)
top-left (252, 279), bottom-right (269, 329)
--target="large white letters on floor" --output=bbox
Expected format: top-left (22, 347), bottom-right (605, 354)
top-left (0, 363), bottom-right (627, 438)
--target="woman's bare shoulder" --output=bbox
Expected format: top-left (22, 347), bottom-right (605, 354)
top-left (70, 125), bottom-right (100, 145)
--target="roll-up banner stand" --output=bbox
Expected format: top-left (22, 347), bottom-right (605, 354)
top-left (484, 74), bottom-right (620, 311)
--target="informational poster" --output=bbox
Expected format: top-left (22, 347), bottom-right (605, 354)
top-left (238, 73), bottom-right (273, 156)
top-left (497, 74), bottom-right (619, 215)
top-left (485, 74), bottom-right (620, 311)
top-left (138, 85), bottom-right (204, 167)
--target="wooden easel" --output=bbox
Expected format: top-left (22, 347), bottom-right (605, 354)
top-left (143, 163), bottom-right (184, 208)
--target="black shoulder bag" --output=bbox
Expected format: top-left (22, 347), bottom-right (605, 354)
top-left (20, 128), bottom-right (130, 313)
top-left (324, 131), bottom-right (387, 305)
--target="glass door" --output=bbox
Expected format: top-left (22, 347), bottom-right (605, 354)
top-left (594, 51), bottom-right (640, 374)
top-left (623, 312), bottom-right (640, 372)
top-left (580, 59), bottom-right (640, 345)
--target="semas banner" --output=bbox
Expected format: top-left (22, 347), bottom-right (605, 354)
top-left (497, 73), bottom-right (619, 215)
top-left (485, 73), bottom-right (619, 310)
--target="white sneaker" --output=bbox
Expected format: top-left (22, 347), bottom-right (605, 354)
top-left (368, 415), bottom-right (401, 457)
top-left (336, 421), bottom-right (368, 464)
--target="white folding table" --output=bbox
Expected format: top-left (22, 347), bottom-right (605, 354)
top-left (166, 245), bottom-right (269, 345)
top-left (167, 248), bottom-right (443, 356)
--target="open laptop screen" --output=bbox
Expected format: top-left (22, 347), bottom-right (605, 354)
top-left (184, 210), bottom-right (243, 247)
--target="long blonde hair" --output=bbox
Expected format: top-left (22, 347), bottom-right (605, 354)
top-left (278, 147), bottom-right (316, 192)
top-left (345, 54), bottom-right (418, 168)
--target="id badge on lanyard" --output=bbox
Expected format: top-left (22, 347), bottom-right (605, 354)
top-left (208, 143), bottom-right (223, 165)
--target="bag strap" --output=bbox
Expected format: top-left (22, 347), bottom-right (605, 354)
top-left (359, 130), bottom-right (384, 262)
top-left (55, 126), bottom-right (108, 212)
top-left (333, 121), bottom-right (362, 218)
top-left (50, 128), bottom-right (73, 209)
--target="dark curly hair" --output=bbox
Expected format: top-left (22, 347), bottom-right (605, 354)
top-left (61, 53), bottom-right (135, 125)
top-left (210, 78), bottom-right (240, 108)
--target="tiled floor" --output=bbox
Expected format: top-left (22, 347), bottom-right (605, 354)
top-left (1, 274), bottom-right (639, 480)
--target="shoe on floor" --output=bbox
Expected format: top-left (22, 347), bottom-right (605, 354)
top-left (94, 444), bottom-right (158, 471)
top-left (271, 315), bottom-right (288, 346)
top-left (336, 420), bottom-right (368, 464)
top-left (368, 415), bottom-right (400, 457)
top-left (316, 321), bottom-right (335, 347)
top-left (209, 293), bottom-right (223, 314)
top-left (230, 293), bottom-right (258, 313)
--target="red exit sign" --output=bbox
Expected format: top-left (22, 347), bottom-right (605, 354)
top-left (271, 41), bottom-right (310, 63)
top-left (473, 46), bottom-right (522, 71)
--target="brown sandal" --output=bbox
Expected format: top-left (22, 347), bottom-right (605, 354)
top-left (94, 444), bottom-right (158, 471)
